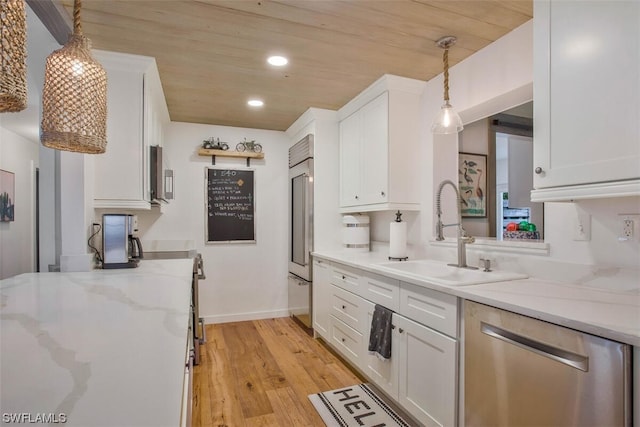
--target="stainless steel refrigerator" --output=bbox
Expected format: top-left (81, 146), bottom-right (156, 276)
top-left (288, 134), bottom-right (314, 330)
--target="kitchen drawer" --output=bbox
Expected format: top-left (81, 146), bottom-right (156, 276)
top-left (330, 315), bottom-right (363, 367)
top-left (330, 284), bottom-right (366, 333)
top-left (361, 272), bottom-right (400, 312)
top-left (331, 263), bottom-right (361, 293)
top-left (399, 281), bottom-right (458, 338)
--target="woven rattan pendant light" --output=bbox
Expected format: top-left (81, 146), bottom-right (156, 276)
top-left (0, 0), bottom-right (27, 112)
top-left (41, 0), bottom-right (107, 154)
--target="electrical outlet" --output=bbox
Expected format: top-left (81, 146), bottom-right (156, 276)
top-left (621, 219), bottom-right (634, 240)
top-left (618, 214), bottom-right (639, 242)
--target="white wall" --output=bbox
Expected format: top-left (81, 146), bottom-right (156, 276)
top-left (0, 5), bottom-right (62, 278)
top-left (364, 19), bottom-right (640, 271)
top-left (0, 127), bottom-right (38, 279)
top-left (135, 122), bottom-right (290, 323)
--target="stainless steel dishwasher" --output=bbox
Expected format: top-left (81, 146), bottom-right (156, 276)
top-left (464, 300), bottom-right (631, 426)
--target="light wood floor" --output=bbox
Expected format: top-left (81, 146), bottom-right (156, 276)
top-left (192, 317), bottom-right (363, 427)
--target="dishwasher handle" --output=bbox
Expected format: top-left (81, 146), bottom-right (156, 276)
top-left (481, 322), bottom-right (589, 372)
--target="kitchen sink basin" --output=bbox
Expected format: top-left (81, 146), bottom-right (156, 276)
top-left (372, 259), bottom-right (528, 286)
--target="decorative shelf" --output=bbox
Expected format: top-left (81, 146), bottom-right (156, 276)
top-left (198, 148), bottom-right (264, 166)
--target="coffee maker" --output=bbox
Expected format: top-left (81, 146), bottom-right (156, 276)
top-left (102, 214), bottom-right (144, 269)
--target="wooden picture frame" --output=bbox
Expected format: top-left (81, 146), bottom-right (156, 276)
top-left (0, 169), bottom-right (15, 222)
top-left (458, 152), bottom-right (487, 217)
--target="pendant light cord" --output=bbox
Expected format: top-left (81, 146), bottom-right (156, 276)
top-left (442, 47), bottom-right (450, 102)
top-left (73, 0), bottom-right (82, 34)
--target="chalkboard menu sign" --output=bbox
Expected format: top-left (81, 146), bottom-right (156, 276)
top-left (206, 168), bottom-right (255, 243)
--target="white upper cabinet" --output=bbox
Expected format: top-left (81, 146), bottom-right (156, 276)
top-left (339, 75), bottom-right (424, 212)
top-left (532, 0), bottom-right (640, 201)
top-left (92, 51), bottom-right (169, 209)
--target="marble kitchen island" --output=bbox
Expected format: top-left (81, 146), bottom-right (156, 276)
top-left (0, 259), bottom-right (193, 427)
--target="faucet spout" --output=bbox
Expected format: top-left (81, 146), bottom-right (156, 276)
top-left (435, 179), bottom-right (477, 269)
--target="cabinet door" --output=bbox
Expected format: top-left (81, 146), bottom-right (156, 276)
top-left (339, 112), bottom-right (362, 207)
top-left (396, 314), bottom-right (457, 427)
top-left (359, 92), bottom-right (389, 205)
top-left (362, 299), bottom-right (398, 399)
top-left (361, 271), bottom-right (399, 312)
top-left (94, 67), bottom-right (145, 208)
top-left (312, 259), bottom-right (331, 339)
top-left (399, 281), bottom-right (458, 338)
top-left (330, 263), bottom-right (361, 294)
top-left (330, 284), bottom-right (367, 333)
top-left (534, 0), bottom-right (640, 189)
top-left (330, 316), bottom-right (364, 368)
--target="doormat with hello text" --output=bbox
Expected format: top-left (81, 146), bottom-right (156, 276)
top-left (308, 383), bottom-right (412, 427)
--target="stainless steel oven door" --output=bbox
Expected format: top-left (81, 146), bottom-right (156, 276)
top-left (289, 158), bottom-right (313, 281)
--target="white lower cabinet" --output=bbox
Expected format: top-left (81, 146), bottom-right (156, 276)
top-left (312, 258), bottom-right (332, 339)
top-left (363, 299), bottom-right (399, 399)
top-left (396, 314), bottom-right (457, 427)
top-left (314, 259), bottom-right (458, 426)
top-left (399, 281), bottom-right (458, 339)
top-left (330, 316), bottom-right (364, 368)
top-left (331, 284), bottom-right (367, 333)
top-left (331, 263), bottom-right (361, 294)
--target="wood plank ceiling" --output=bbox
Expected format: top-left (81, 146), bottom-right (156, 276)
top-left (57, 0), bottom-right (532, 131)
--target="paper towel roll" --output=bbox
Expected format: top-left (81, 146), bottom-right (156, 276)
top-left (389, 221), bottom-right (407, 259)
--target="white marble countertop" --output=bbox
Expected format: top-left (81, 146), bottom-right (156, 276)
top-left (312, 249), bottom-right (640, 347)
top-left (0, 259), bottom-right (193, 426)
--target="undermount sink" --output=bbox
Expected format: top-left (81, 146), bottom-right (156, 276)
top-left (372, 259), bottom-right (528, 286)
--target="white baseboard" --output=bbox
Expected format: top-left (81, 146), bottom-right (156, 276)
top-left (202, 309), bottom-right (290, 324)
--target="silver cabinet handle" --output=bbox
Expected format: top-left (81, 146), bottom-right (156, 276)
top-left (481, 322), bottom-right (588, 372)
top-left (535, 167), bottom-right (543, 174)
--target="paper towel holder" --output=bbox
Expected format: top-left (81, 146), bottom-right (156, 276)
top-left (389, 210), bottom-right (409, 261)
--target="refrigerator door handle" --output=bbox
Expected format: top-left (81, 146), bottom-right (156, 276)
top-left (197, 254), bottom-right (206, 280)
top-left (481, 322), bottom-right (589, 372)
top-left (199, 318), bottom-right (206, 344)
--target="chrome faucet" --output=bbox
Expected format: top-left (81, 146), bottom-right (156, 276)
top-left (435, 179), bottom-right (477, 269)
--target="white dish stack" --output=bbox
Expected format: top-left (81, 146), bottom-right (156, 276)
top-left (342, 214), bottom-right (370, 252)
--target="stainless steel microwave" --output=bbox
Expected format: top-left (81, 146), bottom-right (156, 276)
top-left (150, 145), bottom-right (173, 202)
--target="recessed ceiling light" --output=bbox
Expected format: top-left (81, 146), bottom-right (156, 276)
top-left (267, 55), bottom-right (288, 66)
top-left (248, 99), bottom-right (264, 107)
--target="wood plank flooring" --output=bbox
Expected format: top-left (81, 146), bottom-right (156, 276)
top-left (192, 317), bottom-right (363, 427)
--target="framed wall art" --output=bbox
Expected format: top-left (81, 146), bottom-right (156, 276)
top-left (458, 152), bottom-right (487, 217)
top-left (0, 169), bottom-right (15, 222)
